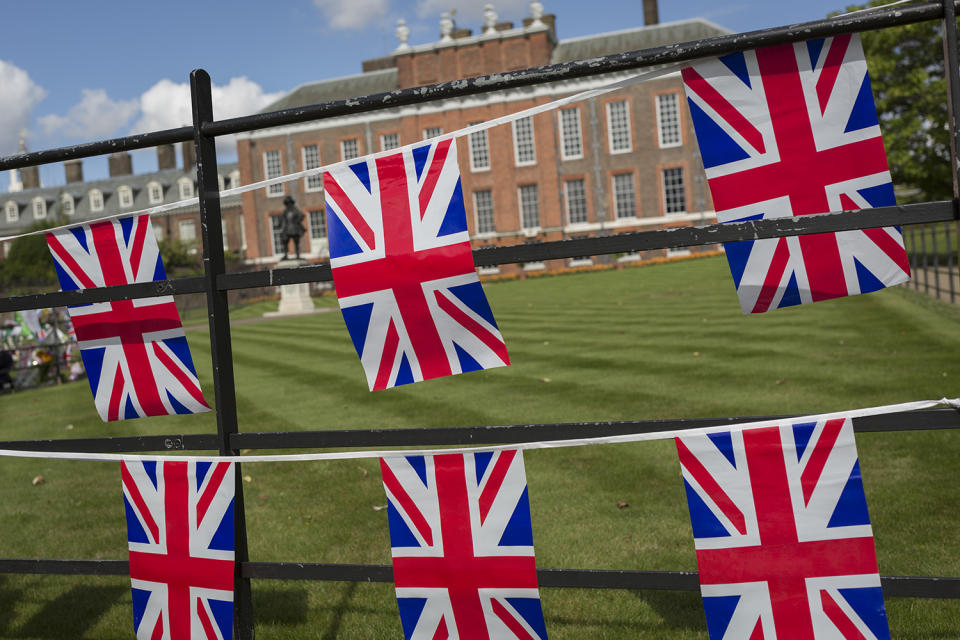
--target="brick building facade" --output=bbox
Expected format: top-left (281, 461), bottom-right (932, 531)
top-left (235, 7), bottom-right (728, 271)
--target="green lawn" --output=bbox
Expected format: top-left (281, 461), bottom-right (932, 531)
top-left (0, 256), bottom-right (958, 638)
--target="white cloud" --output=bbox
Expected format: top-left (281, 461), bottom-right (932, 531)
top-left (0, 60), bottom-right (46, 155)
top-left (415, 0), bottom-right (529, 24)
top-left (38, 88), bottom-right (139, 139)
top-left (130, 77), bottom-right (283, 154)
top-left (313, 0), bottom-right (389, 29)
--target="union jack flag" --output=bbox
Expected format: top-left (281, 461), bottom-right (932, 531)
top-left (380, 451), bottom-right (549, 640)
top-left (675, 419), bottom-right (890, 639)
top-left (121, 459), bottom-right (236, 640)
top-left (46, 215), bottom-right (210, 420)
top-left (681, 34), bottom-right (910, 313)
top-left (324, 139), bottom-right (510, 390)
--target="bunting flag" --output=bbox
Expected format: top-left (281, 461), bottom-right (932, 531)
top-left (681, 33), bottom-right (910, 313)
top-left (46, 214), bottom-right (210, 420)
top-left (324, 138), bottom-right (510, 391)
top-left (121, 459), bottom-right (236, 640)
top-left (675, 418), bottom-right (890, 639)
top-left (380, 451), bottom-right (549, 639)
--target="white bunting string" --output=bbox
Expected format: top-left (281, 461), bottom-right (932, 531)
top-left (0, 61), bottom-right (686, 246)
top-left (0, 398), bottom-right (952, 464)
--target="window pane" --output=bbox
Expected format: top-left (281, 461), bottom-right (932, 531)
top-left (657, 94), bottom-right (681, 147)
top-left (179, 219), bottom-right (196, 241)
top-left (264, 150), bottom-right (283, 196)
top-left (271, 215), bottom-right (284, 254)
top-left (309, 210), bottom-right (327, 239)
top-left (303, 145), bottom-right (322, 191)
top-left (340, 139), bottom-right (359, 161)
top-left (381, 133), bottom-right (399, 151)
top-left (33, 199), bottom-right (46, 219)
top-left (519, 184), bottom-right (539, 229)
top-left (474, 190), bottom-right (495, 234)
top-left (513, 117), bottom-right (536, 165)
top-left (559, 108), bottom-right (582, 159)
top-left (564, 179), bottom-right (587, 224)
top-left (663, 168), bottom-right (686, 214)
top-left (61, 195), bottom-right (74, 216)
top-left (469, 127), bottom-right (490, 171)
top-left (613, 174), bottom-right (636, 219)
top-left (423, 127), bottom-right (442, 140)
top-left (607, 100), bottom-right (632, 153)
top-left (148, 183), bottom-right (163, 204)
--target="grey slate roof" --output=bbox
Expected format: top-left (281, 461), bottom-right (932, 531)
top-left (551, 19), bottom-right (732, 63)
top-left (256, 19), bottom-right (730, 114)
top-left (260, 68), bottom-right (399, 113)
top-left (0, 163), bottom-right (240, 236)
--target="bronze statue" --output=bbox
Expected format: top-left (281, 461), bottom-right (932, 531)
top-left (280, 196), bottom-right (306, 260)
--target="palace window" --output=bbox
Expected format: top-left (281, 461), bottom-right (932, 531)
top-left (564, 179), bottom-right (588, 224)
top-left (559, 108), bottom-right (583, 160)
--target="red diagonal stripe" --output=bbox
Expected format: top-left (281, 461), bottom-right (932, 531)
top-left (478, 450), bottom-right (516, 524)
top-left (196, 462), bottom-right (230, 524)
top-left (676, 438), bottom-right (747, 535)
top-left (197, 598), bottom-right (219, 640)
top-left (801, 418), bottom-right (846, 506)
top-left (150, 617), bottom-right (163, 640)
top-left (816, 35), bottom-right (852, 115)
top-left (434, 290), bottom-right (510, 366)
top-left (492, 599), bottom-right (538, 640)
top-left (152, 342), bottom-right (209, 408)
top-left (121, 462), bottom-right (160, 543)
top-left (325, 173), bottom-right (376, 250)
top-left (418, 139), bottom-right (451, 220)
top-left (380, 459), bottom-right (434, 545)
top-left (129, 215), bottom-right (150, 277)
top-left (749, 619), bottom-right (764, 640)
top-left (108, 365), bottom-right (127, 421)
top-left (432, 617), bottom-right (449, 640)
top-left (751, 237), bottom-right (791, 313)
top-left (862, 227), bottom-right (911, 275)
top-left (682, 66), bottom-right (766, 154)
top-left (821, 590), bottom-right (868, 640)
top-left (374, 320), bottom-right (401, 391)
top-left (46, 231), bottom-right (97, 289)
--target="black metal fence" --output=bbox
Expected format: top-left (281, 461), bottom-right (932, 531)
top-left (904, 220), bottom-right (960, 302)
top-left (1, 2), bottom-right (960, 638)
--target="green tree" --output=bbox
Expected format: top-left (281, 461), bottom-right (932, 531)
top-left (843, 2), bottom-right (958, 202)
top-left (0, 223), bottom-right (57, 293)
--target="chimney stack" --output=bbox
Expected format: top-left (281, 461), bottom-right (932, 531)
top-left (64, 159), bottom-right (84, 183)
top-left (643, 0), bottom-right (658, 25)
top-left (181, 141), bottom-right (196, 172)
top-left (108, 151), bottom-right (133, 177)
top-left (157, 144), bottom-right (177, 170)
top-left (19, 166), bottom-right (40, 190)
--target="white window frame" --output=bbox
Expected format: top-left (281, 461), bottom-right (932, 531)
top-left (656, 93), bottom-right (682, 148)
top-left (612, 173), bottom-right (637, 219)
top-left (89, 189), bottom-right (104, 212)
top-left (301, 144), bottom-right (323, 192)
top-left (468, 126), bottom-right (490, 172)
top-left (340, 139), bottom-right (359, 161)
top-left (60, 193), bottom-right (75, 216)
top-left (558, 108), bottom-right (583, 160)
top-left (473, 190), bottom-right (495, 235)
top-left (218, 175), bottom-right (226, 192)
top-left (512, 117), bottom-right (536, 166)
top-left (117, 185), bottom-right (133, 209)
top-left (518, 184), bottom-right (540, 231)
top-left (606, 100), bottom-right (633, 154)
top-left (32, 197), bottom-right (46, 220)
top-left (422, 127), bottom-right (443, 140)
top-left (380, 132), bottom-right (400, 151)
top-left (309, 209), bottom-right (327, 240)
top-left (263, 150), bottom-right (284, 197)
top-left (147, 181), bottom-right (163, 205)
top-left (4, 201), bottom-right (17, 222)
top-left (229, 169), bottom-right (241, 189)
top-left (564, 179), bottom-right (588, 225)
top-left (178, 218), bottom-right (196, 242)
top-left (178, 177), bottom-right (195, 200)
top-left (662, 167), bottom-right (687, 215)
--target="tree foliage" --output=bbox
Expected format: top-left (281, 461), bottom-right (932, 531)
top-left (0, 223), bottom-right (57, 293)
top-left (844, 2), bottom-right (957, 202)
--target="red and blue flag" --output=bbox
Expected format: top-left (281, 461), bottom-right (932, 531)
top-left (380, 450), bottom-right (548, 639)
top-left (675, 418), bottom-right (890, 639)
top-left (121, 459), bottom-right (235, 640)
top-left (681, 34), bottom-right (910, 313)
top-left (324, 139), bottom-right (509, 390)
top-left (46, 215), bottom-right (210, 420)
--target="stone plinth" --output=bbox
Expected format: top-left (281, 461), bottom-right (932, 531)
top-left (263, 258), bottom-right (317, 317)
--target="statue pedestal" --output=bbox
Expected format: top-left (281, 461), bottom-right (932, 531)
top-left (263, 258), bottom-right (317, 317)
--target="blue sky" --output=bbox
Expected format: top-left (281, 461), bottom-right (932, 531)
top-left (1, 0), bottom-right (863, 188)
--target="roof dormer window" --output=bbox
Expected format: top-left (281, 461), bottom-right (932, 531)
top-left (147, 181), bottom-right (163, 205)
top-left (229, 170), bottom-right (240, 190)
top-left (4, 201), bottom-right (18, 222)
top-left (118, 185), bottom-right (133, 209)
top-left (178, 177), bottom-right (194, 199)
top-left (32, 197), bottom-right (47, 219)
top-left (61, 193), bottom-right (75, 216)
top-left (89, 189), bottom-right (104, 212)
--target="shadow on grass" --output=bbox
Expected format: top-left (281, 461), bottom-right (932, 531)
top-left (321, 582), bottom-right (358, 640)
top-left (251, 585), bottom-right (309, 626)
top-left (635, 589), bottom-right (707, 631)
top-left (13, 583), bottom-right (127, 638)
top-left (0, 576), bottom-right (25, 635)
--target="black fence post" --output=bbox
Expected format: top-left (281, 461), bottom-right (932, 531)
top-left (189, 68), bottom-right (255, 640)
